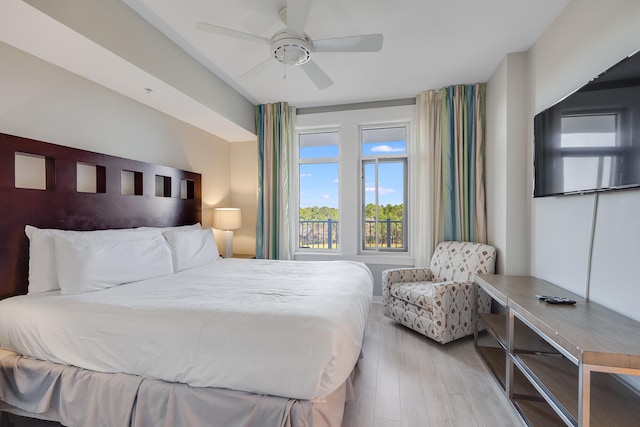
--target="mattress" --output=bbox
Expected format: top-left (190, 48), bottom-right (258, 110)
top-left (0, 258), bottom-right (373, 400)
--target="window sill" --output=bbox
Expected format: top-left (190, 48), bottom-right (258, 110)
top-left (293, 252), bottom-right (414, 266)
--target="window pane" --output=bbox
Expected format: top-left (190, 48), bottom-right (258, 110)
top-left (363, 163), bottom-right (377, 249)
top-left (362, 160), bottom-right (406, 251)
top-left (378, 162), bottom-right (404, 207)
top-left (299, 163), bottom-right (339, 250)
top-left (378, 162), bottom-right (405, 249)
top-left (362, 127), bottom-right (406, 155)
top-left (299, 131), bottom-right (339, 158)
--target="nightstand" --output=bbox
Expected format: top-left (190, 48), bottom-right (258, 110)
top-left (232, 253), bottom-right (255, 259)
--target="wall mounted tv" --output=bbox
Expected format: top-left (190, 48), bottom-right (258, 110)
top-left (534, 49), bottom-right (640, 197)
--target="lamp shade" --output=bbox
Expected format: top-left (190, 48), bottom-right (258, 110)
top-left (212, 208), bottom-right (242, 230)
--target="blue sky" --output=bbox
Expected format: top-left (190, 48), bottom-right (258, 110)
top-left (299, 141), bottom-right (405, 208)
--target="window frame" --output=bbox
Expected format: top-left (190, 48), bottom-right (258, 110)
top-left (359, 123), bottom-right (409, 254)
top-left (292, 105), bottom-right (416, 266)
top-left (294, 127), bottom-right (341, 253)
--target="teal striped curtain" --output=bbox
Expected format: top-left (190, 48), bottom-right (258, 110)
top-left (441, 84), bottom-right (487, 243)
top-left (255, 102), bottom-right (292, 260)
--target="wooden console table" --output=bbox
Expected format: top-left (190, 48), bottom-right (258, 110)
top-left (474, 275), bottom-right (640, 427)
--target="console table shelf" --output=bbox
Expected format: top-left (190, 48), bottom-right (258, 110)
top-left (515, 400), bottom-right (566, 427)
top-left (477, 341), bottom-right (507, 387)
top-left (475, 275), bottom-right (640, 427)
top-left (480, 313), bottom-right (507, 347)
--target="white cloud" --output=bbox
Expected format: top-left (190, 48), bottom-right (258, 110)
top-left (300, 173), bottom-right (312, 178)
top-left (321, 194), bottom-right (330, 199)
top-left (332, 178), bottom-right (339, 183)
top-left (379, 187), bottom-right (396, 195)
top-left (365, 186), bottom-right (396, 195)
top-left (371, 144), bottom-right (404, 153)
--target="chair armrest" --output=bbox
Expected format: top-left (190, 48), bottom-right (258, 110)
top-left (432, 280), bottom-right (491, 313)
top-left (382, 268), bottom-right (433, 287)
top-left (432, 280), bottom-right (470, 291)
top-left (430, 280), bottom-right (476, 343)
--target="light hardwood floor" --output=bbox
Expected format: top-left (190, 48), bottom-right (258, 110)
top-left (342, 303), bottom-right (524, 427)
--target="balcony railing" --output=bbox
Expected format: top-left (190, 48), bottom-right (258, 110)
top-left (299, 219), bottom-right (339, 249)
top-left (299, 219), bottom-right (405, 250)
top-left (363, 219), bottom-right (405, 250)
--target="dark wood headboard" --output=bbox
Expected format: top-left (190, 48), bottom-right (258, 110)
top-left (0, 132), bottom-right (202, 299)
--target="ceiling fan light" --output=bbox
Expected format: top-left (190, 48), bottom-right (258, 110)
top-left (271, 32), bottom-right (312, 66)
top-left (273, 44), bottom-right (310, 65)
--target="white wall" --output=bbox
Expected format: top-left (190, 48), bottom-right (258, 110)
top-left (0, 40), bottom-right (233, 231)
top-left (486, 58), bottom-right (508, 272)
top-left (230, 141), bottom-right (258, 256)
top-left (486, 52), bottom-right (529, 275)
top-left (525, 0), bottom-right (640, 320)
top-left (23, 0), bottom-right (256, 136)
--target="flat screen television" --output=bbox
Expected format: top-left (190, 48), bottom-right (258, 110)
top-left (533, 49), bottom-right (640, 197)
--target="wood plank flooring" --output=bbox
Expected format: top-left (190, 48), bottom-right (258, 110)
top-left (342, 302), bottom-right (524, 427)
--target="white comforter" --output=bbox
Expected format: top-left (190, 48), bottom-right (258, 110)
top-left (0, 259), bottom-right (373, 400)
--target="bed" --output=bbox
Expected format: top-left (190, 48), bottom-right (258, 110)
top-left (0, 133), bottom-right (373, 427)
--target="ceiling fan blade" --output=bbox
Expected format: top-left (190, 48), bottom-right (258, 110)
top-left (300, 59), bottom-right (333, 90)
top-left (195, 22), bottom-right (270, 45)
top-left (286, 0), bottom-right (313, 35)
top-left (240, 57), bottom-right (274, 81)
top-left (314, 33), bottom-right (384, 53)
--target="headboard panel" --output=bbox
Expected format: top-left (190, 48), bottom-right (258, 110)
top-left (0, 132), bottom-right (202, 299)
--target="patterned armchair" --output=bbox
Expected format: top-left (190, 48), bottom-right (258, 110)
top-left (382, 241), bottom-right (496, 344)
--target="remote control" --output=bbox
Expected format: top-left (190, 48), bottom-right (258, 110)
top-left (536, 295), bottom-right (577, 305)
top-left (545, 297), bottom-right (576, 305)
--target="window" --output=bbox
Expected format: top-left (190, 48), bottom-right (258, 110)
top-left (361, 126), bottom-right (408, 252)
top-left (297, 130), bottom-right (339, 250)
top-left (294, 104), bottom-right (414, 262)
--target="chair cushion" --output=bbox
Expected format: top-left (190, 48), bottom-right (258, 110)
top-left (390, 281), bottom-right (435, 313)
top-left (430, 241), bottom-right (496, 282)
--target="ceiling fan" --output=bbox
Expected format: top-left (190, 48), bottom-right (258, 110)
top-left (195, 0), bottom-right (383, 90)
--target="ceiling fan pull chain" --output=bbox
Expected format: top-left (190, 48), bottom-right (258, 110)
top-left (283, 47), bottom-right (287, 80)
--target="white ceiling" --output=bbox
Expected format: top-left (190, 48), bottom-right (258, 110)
top-left (2, 0), bottom-right (572, 141)
top-left (123, 0), bottom-right (571, 108)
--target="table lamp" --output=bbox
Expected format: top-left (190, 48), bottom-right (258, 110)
top-left (212, 208), bottom-right (242, 258)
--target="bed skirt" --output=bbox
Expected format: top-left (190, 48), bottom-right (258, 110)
top-left (0, 349), bottom-right (354, 427)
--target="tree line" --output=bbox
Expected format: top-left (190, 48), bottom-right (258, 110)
top-left (300, 204), bottom-right (404, 221)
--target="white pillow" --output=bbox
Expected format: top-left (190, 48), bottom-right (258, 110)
top-left (25, 225), bottom-right (164, 294)
top-left (54, 233), bottom-right (173, 295)
top-left (138, 223), bottom-right (202, 232)
top-left (25, 226), bottom-right (62, 294)
top-left (163, 228), bottom-right (220, 272)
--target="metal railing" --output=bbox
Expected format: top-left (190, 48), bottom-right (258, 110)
top-left (298, 218), bottom-right (404, 250)
top-left (363, 218), bottom-right (405, 249)
top-left (299, 219), bottom-right (339, 249)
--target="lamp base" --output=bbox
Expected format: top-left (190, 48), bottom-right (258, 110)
top-left (222, 230), bottom-right (234, 258)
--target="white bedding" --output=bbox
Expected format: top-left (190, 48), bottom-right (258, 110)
top-left (0, 259), bottom-right (373, 400)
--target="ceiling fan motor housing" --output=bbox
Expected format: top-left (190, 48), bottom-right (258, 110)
top-left (271, 30), bottom-right (313, 66)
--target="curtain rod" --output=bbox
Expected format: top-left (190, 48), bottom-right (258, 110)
top-left (296, 98), bottom-right (416, 115)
